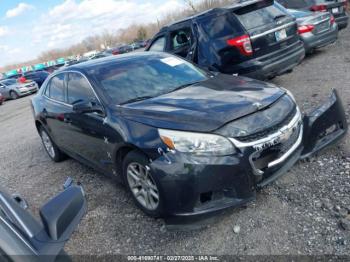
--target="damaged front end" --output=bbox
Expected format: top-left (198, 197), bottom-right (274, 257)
top-left (151, 89), bottom-right (347, 227)
top-left (301, 89), bottom-right (348, 159)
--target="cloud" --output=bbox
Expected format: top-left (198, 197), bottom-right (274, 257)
top-left (0, 26), bottom-right (9, 36)
top-left (32, 0), bottom-right (185, 49)
top-left (0, 45), bottom-right (9, 51)
top-left (5, 3), bottom-right (35, 18)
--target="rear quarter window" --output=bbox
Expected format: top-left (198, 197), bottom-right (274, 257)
top-left (199, 14), bottom-right (243, 39)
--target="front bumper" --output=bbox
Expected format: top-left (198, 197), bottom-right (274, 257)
top-left (149, 89), bottom-right (347, 224)
top-left (301, 24), bottom-right (338, 53)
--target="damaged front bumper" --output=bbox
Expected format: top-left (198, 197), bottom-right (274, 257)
top-left (149, 89), bottom-right (347, 225)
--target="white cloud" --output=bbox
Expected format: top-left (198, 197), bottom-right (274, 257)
top-left (32, 0), bottom-right (186, 49)
top-left (0, 45), bottom-right (9, 51)
top-left (0, 26), bottom-right (9, 36)
top-left (6, 3), bottom-right (35, 18)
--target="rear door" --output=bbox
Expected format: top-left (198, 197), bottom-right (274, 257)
top-left (42, 73), bottom-right (72, 149)
top-left (234, 3), bottom-right (299, 58)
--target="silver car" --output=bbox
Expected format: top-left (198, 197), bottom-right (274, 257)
top-left (0, 78), bottom-right (39, 99)
top-left (276, 2), bottom-right (338, 54)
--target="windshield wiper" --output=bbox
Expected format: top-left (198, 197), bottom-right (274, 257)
top-left (119, 96), bottom-right (154, 105)
top-left (166, 81), bottom-right (202, 94)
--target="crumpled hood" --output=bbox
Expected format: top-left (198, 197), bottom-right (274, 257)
top-left (118, 74), bottom-right (285, 132)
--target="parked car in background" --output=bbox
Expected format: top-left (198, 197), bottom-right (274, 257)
top-left (89, 52), bottom-right (112, 60)
top-left (0, 78), bottom-right (38, 99)
top-left (0, 92), bottom-right (4, 105)
top-left (110, 44), bottom-right (133, 55)
top-left (276, 1), bottom-right (338, 54)
top-left (131, 40), bottom-right (147, 49)
top-left (31, 53), bottom-right (347, 220)
top-left (23, 70), bottom-right (50, 88)
top-left (278, 0), bottom-right (349, 30)
top-left (146, 0), bottom-right (305, 80)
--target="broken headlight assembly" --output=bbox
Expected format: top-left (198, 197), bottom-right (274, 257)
top-left (158, 129), bottom-right (236, 156)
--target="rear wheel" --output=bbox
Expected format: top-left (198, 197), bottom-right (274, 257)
top-left (39, 127), bottom-right (66, 162)
top-left (10, 91), bottom-right (18, 100)
top-left (123, 150), bottom-right (164, 217)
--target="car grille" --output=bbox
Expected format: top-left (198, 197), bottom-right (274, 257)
top-left (251, 122), bottom-right (301, 171)
top-left (236, 106), bottom-right (297, 142)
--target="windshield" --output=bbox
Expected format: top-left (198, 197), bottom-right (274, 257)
top-left (1, 79), bottom-right (16, 86)
top-left (87, 53), bottom-right (208, 105)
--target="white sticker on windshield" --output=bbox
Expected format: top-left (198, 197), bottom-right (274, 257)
top-left (160, 57), bottom-right (184, 67)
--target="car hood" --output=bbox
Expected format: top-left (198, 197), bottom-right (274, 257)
top-left (118, 74), bottom-right (285, 132)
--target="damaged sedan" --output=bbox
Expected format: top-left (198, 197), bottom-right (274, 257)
top-left (31, 53), bottom-right (348, 221)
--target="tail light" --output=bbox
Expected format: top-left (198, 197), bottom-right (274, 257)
top-left (227, 35), bottom-right (253, 56)
top-left (310, 4), bottom-right (327, 12)
top-left (344, 0), bottom-right (349, 10)
top-left (298, 25), bottom-right (315, 34)
top-left (330, 15), bottom-right (335, 25)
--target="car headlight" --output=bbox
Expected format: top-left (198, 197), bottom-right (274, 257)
top-left (158, 129), bottom-right (236, 156)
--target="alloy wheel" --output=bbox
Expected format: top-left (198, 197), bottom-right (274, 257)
top-left (126, 162), bottom-right (159, 211)
top-left (41, 130), bottom-right (55, 158)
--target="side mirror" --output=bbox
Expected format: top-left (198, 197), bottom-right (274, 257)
top-left (39, 185), bottom-right (86, 241)
top-left (72, 100), bottom-right (104, 115)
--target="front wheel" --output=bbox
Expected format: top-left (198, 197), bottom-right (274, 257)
top-left (39, 128), bottom-right (66, 162)
top-left (123, 150), bottom-right (164, 217)
top-left (10, 91), bottom-right (18, 100)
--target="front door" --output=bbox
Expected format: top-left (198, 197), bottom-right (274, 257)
top-left (63, 72), bottom-right (114, 173)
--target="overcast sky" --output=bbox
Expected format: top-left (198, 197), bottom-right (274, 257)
top-left (0, 0), bottom-right (186, 67)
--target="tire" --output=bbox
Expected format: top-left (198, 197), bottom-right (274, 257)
top-left (123, 150), bottom-right (164, 217)
top-left (39, 127), bottom-right (66, 162)
top-left (10, 91), bottom-right (19, 100)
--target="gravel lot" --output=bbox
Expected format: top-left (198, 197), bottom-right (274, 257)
top-left (0, 26), bottom-right (350, 257)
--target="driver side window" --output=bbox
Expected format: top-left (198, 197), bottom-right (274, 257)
top-left (67, 73), bottom-right (96, 104)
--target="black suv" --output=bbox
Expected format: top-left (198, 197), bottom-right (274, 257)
top-left (278, 0), bottom-right (349, 29)
top-left (24, 70), bottom-right (50, 88)
top-left (146, 0), bottom-right (305, 80)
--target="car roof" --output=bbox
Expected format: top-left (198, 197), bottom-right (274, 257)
top-left (159, 0), bottom-right (263, 31)
top-left (58, 52), bottom-right (167, 72)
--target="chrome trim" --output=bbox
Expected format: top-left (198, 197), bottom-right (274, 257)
top-left (0, 215), bottom-right (38, 255)
top-left (0, 194), bottom-right (34, 238)
top-left (43, 70), bottom-right (104, 110)
top-left (267, 124), bottom-right (303, 168)
top-left (250, 22), bottom-right (295, 40)
top-left (313, 18), bottom-right (330, 26)
top-left (44, 95), bottom-right (73, 108)
top-left (229, 108), bottom-right (302, 148)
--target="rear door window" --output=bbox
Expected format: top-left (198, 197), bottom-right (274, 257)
top-left (47, 74), bottom-right (66, 102)
top-left (236, 5), bottom-right (287, 30)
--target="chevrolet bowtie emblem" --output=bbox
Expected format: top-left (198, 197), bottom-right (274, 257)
top-left (253, 102), bottom-right (263, 110)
